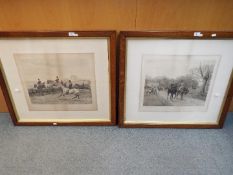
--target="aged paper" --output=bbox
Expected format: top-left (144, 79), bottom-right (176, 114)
top-left (140, 55), bottom-right (220, 112)
top-left (14, 53), bottom-right (97, 111)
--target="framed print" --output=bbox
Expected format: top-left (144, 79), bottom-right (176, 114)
top-left (119, 31), bottom-right (233, 128)
top-left (0, 31), bottom-right (116, 126)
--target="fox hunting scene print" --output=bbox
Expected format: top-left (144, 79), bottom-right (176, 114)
top-left (140, 55), bottom-right (220, 112)
top-left (14, 53), bottom-right (97, 111)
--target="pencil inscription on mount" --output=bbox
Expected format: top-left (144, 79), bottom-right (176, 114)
top-left (140, 55), bottom-right (220, 112)
top-left (14, 53), bottom-right (97, 111)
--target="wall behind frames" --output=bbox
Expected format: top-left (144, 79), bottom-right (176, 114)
top-left (0, 0), bottom-right (233, 112)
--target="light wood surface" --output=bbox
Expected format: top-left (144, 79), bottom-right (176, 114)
top-left (0, 0), bottom-right (233, 112)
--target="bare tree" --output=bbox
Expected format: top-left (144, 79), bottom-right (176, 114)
top-left (176, 75), bottom-right (198, 89)
top-left (191, 63), bottom-right (214, 96)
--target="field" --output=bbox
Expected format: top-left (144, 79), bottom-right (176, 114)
top-left (29, 89), bottom-right (92, 104)
top-left (143, 90), bottom-right (205, 106)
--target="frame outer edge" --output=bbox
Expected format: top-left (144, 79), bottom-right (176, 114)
top-left (118, 30), bottom-right (233, 128)
top-left (109, 31), bottom-right (117, 125)
top-left (0, 63), bottom-right (18, 125)
top-left (218, 71), bottom-right (233, 128)
top-left (118, 32), bottom-right (127, 127)
top-left (0, 31), bottom-right (117, 126)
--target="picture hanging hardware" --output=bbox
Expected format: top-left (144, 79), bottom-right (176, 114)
top-left (68, 32), bottom-right (78, 37)
top-left (194, 32), bottom-right (203, 37)
top-left (211, 33), bottom-right (217, 37)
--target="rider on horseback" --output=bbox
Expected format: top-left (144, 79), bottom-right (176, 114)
top-left (68, 80), bottom-right (73, 89)
top-left (177, 80), bottom-right (189, 100)
top-left (55, 76), bottom-right (59, 84)
top-left (178, 81), bottom-right (185, 92)
top-left (37, 78), bottom-right (44, 96)
top-left (167, 81), bottom-right (177, 101)
top-left (37, 78), bottom-right (42, 86)
top-left (170, 81), bottom-right (177, 91)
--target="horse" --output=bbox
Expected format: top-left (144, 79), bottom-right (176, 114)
top-left (28, 87), bottom-right (38, 96)
top-left (58, 84), bottom-right (80, 99)
top-left (145, 84), bottom-right (159, 96)
top-left (151, 86), bottom-right (159, 95)
top-left (35, 83), bottom-right (46, 96)
top-left (176, 87), bottom-right (189, 100)
top-left (167, 84), bottom-right (178, 101)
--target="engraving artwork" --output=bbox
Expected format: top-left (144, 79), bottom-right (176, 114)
top-left (14, 53), bottom-right (97, 111)
top-left (140, 55), bottom-right (220, 111)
